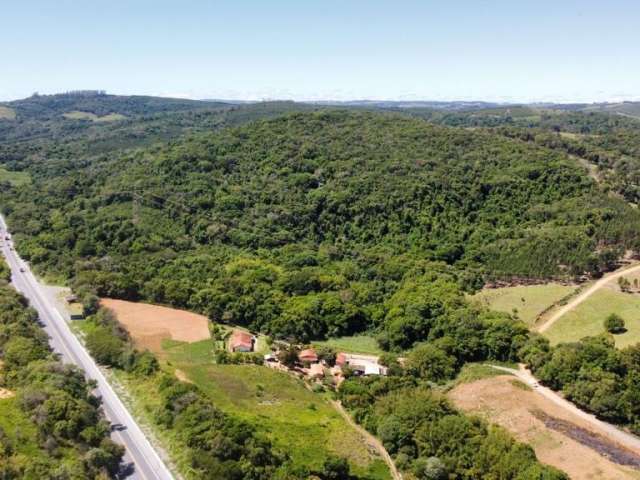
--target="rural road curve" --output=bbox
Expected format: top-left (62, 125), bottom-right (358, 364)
top-left (0, 216), bottom-right (174, 480)
top-left (489, 364), bottom-right (640, 454)
top-left (537, 262), bottom-right (640, 333)
top-left (330, 400), bottom-right (403, 480)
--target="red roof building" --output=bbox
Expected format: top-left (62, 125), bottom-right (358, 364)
top-left (230, 330), bottom-right (254, 352)
top-left (298, 348), bottom-right (318, 363)
top-left (335, 352), bottom-right (347, 367)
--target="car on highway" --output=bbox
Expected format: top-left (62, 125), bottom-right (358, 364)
top-left (19, 267), bottom-right (25, 273)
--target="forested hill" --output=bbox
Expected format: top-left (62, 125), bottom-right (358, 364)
top-left (2, 110), bottom-right (640, 342)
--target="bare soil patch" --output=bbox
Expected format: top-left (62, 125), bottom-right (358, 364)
top-left (449, 375), bottom-right (640, 480)
top-left (0, 388), bottom-right (14, 399)
top-left (101, 298), bottom-right (210, 355)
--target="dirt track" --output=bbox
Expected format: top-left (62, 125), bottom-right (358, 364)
top-left (330, 400), bottom-right (402, 480)
top-left (489, 364), bottom-right (640, 454)
top-left (537, 263), bottom-right (640, 333)
top-left (450, 374), bottom-right (640, 479)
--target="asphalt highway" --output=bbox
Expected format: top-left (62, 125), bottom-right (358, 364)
top-left (0, 215), bottom-right (174, 480)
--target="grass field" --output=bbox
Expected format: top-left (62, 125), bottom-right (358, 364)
top-left (471, 283), bottom-right (578, 326)
top-left (0, 106), bottom-right (16, 120)
top-left (313, 335), bottom-right (384, 355)
top-left (62, 110), bottom-right (127, 122)
top-left (0, 167), bottom-right (30, 186)
top-left (544, 289), bottom-right (640, 348)
top-left (164, 339), bottom-right (389, 479)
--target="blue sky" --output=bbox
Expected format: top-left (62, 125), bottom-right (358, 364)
top-left (1, 0), bottom-right (639, 102)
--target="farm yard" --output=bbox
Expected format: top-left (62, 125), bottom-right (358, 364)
top-left (90, 298), bottom-right (391, 479)
top-left (161, 339), bottom-right (391, 479)
top-left (449, 375), bottom-right (640, 480)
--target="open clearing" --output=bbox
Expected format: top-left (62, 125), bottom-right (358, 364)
top-left (544, 288), bottom-right (640, 347)
top-left (471, 283), bottom-right (577, 326)
top-left (0, 106), bottom-right (16, 120)
top-left (163, 339), bottom-right (390, 479)
top-left (0, 167), bottom-right (30, 186)
top-left (101, 298), bottom-right (210, 354)
top-left (313, 335), bottom-right (384, 355)
top-left (449, 375), bottom-right (640, 480)
top-left (62, 110), bottom-right (127, 122)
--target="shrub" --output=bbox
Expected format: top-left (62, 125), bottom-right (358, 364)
top-left (604, 313), bottom-right (626, 334)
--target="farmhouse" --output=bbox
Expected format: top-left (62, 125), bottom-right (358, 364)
top-left (298, 348), bottom-right (318, 363)
top-left (230, 330), bottom-right (254, 352)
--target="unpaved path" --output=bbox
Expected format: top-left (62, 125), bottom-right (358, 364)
top-left (488, 364), bottom-right (640, 454)
top-left (537, 263), bottom-right (640, 333)
top-left (330, 400), bottom-right (402, 480)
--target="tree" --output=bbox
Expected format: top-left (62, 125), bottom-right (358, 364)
top-left (604, 313), bottom-right (626, 334)
top-left (320, 456), bottom-right (350, 480)
top-left (405, 343), bottom-right (457, 382)
top-left (277, 345), bottom-right (299, 368)
top-left (413, 457), bottom-right (447, 480)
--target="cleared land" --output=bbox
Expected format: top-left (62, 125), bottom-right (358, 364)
top-left (449, 375), bottom-right (640, 480)
top-left (62, 110), bottom-right (127, 122)
top-left (538, 263), bottom-right (640, 334)
top-left (544, 289), bottom-right (640, 347)
top-left (0, 167), bottom-right (30, 186)
top-left (0, 106), bottom-right (16, 120)
top-left (313, 335), bottom-right (384, 355)
top-left (101, 298), bottom-right (210, 354)
top-left (163, 339), bottom-right (390, 479)
top-left (471, 283), bottom-right (577, 326)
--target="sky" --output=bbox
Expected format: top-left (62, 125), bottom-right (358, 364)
top-left (1, 0), bottom-right (639, 103)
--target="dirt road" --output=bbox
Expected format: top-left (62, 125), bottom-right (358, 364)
top-left (489, 364), bottom-right (640, 454)
top-left (537, 263), bottom-right (640, 333)
top-left (330, 400), bottom-right (402, 480)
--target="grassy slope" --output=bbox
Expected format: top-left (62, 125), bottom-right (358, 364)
top-left (0, 106), bottom-right (16, 120)
top-left (471, 283), bottom-right (577, 326)
top-left (544, 289), bottom-right (640, 347)
top-left (62, 110), bottom-right (127, 122)
top-left (0, 167), bottom-right (31, 186)
top-left (164, 339), bottom-right (389, 479)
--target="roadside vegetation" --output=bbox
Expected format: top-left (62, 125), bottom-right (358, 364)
top-left (0, 260), bottom-right (124, 478)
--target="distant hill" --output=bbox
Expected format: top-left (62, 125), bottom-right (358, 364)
top-left (2, 90), bottom-right (221, 120)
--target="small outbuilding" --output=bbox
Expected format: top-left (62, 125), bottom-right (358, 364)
top-left (335, 352), bottom-right (347, 367)
top-left (230, 330), bottom-right (254, 352)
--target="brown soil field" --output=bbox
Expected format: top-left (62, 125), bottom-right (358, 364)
top-left (101, 298), bottom-right (210, 354)
top-left (449, 375), bottom-right (640, 480)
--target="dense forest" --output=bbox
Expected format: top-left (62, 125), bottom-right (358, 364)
top-left (0, 259), bottom-right (124, 478)
top-left (2, 107), bottom-right (640, 345)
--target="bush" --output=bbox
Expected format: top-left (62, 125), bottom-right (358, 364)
top-left (604, 313), bottom-right (626, 334)
top-left (85, 325), bottom-right (125, 367)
